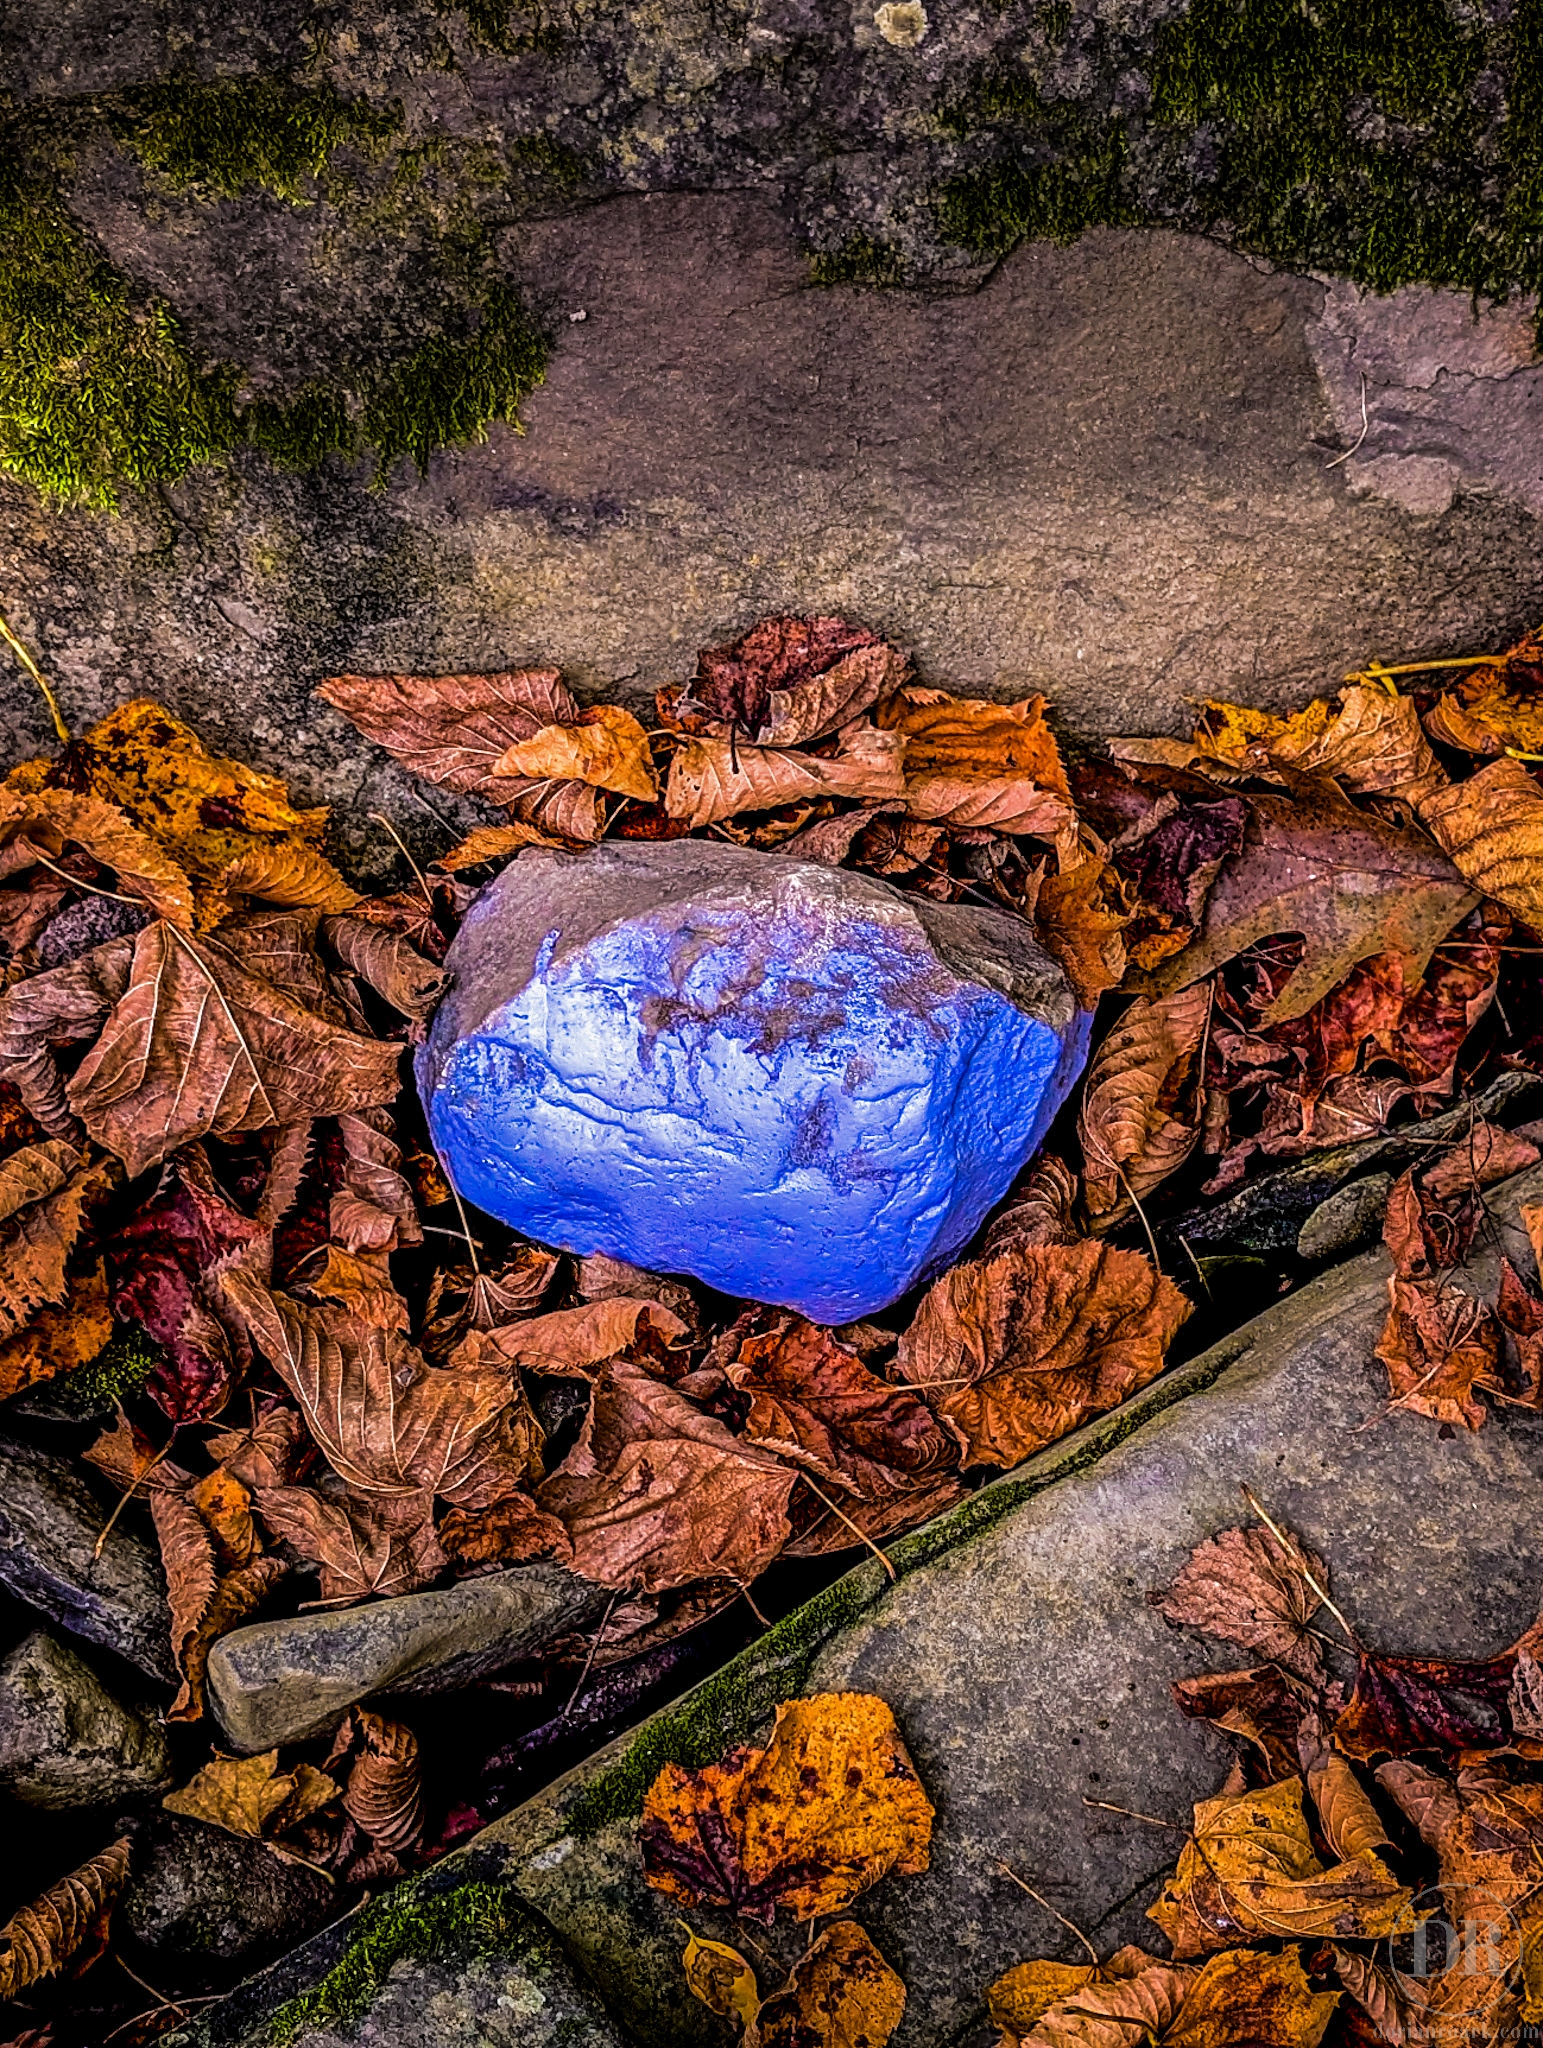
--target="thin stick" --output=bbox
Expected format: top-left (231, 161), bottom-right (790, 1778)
top-left (422, 1222), bottom-right (487, 1250)
top-left (0, 608), bottom-right (69, 742)
top-left (1082, 1797), bottom-right (1184, 1830)
top-left (995, 1861), bottom-right (1100, 1964)
top-left (1345, 654), bottom-right (1506, 685)
top-left (558, 1591), bottom-right (620, 1722)
top-left (95, 1433), bottom-right (177, 1558)
top-left (117, 1954), bottom-right (185, 2016)
top-left (798, 1472), bottom-right (897, 1581)
top-left (1176, 1233), bottom-right (1212, 1299)
top-left (1116, 1162), bottom-right (1165, 1275)
top-left (446, 1177), bottom-right (483, 1276)
top-left (369, 810), bottom-right (433, 906)
top-left (1325, 374), bottom-right (1370, 471)
top-left (736, 1579), bottom-right (772, 1627)
top-left (27, 850), bottom-right (139, 904)
top-left (1239, 1484), bottom-right (1361, 1649)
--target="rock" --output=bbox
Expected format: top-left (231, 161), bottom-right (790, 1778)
top-left (0, 1435), bottom-right (173, 1684)
top-left (208, 1565), bottom-right (608, 1752)
top-left (0, 1630), bottom-right (171, 1810)
top-left (203, 1160), bottom-right (1543, 2048)
top-left (121, 1813), bottom-right (335, 1982)
top-left (420, 841), bottom-right (1088, 1323)
top-left (1296, 1173), bottom-right (1394, 1263)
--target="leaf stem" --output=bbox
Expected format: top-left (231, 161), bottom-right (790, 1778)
top-left (797, 1472), bottom-right (898, 1581)
top-left (1239, 1484), bottom-right (1362, 1650)
top-left (368, 811), bottom-right (433, 908)
top-left (0, 608), bottom-right (69, 743)
top-left (995, 1861), bottom-right (1100, 1964)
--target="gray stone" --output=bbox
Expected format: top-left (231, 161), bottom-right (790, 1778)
top-left (121, 1813), bottom-right (336, 1981)
top-left (0, 1435), bottom-right (173, 1685)
top-left (1295, 1172), bottom-right (1393, 1263)
top-left (0, 1630), bottom-right (171, 1810)
top-left (421, 841), bottom-right (1088, 1321)
top-left (208, 1564), bottom-right (608, 1752)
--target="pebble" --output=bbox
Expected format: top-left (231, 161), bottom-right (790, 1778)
top-left (0, 1630), bottom-right (171, 1809)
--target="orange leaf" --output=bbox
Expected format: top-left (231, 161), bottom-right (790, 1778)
top-left (0, 1838), bottom-right (131, 2000)
top-left (1079, 984), bottom-right (1210, 1218)
top-left (755, 1919), bottom-right (906, 2048)
top-left (493, 703), bottom-right (659, 802)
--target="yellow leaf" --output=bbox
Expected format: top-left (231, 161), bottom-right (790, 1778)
top-left (1196, 689), bottom-right (1444, 803)
top-left (0, 1258), bottom-right (112, 1402)
top-left (164, 1750), bottom-right (339, 1839)
top-left (0, 788), bottom-right (195, 929)
top-left (988, 1960), bottom-right (1099, 2046)
top-left (219, 840), bottom-right (361, 915)
top-left (493, 703), bottom-right (659, 801)
top-left (1418, 756), bottom-right (1543, 931)
top-left (680, 1925), bottom-right (762, 2031)
top-left (756, 1920), bottom-right (906, 2048)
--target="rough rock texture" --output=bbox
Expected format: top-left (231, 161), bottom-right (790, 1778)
top-left (0, 1436), bottom-right (174, 1684)
top-left (422, 840), bottom-right (1088, 1320)
top-left (185, 1161), bottom-right (1543, 2048)
top-left (5, 205), bottom-right (1543, 883)
top-left (208, 1564), bottom-right (608, 1751)
top-left (0, 1629), bottom-right (171, 1809)
top-left (122, 1812), bottom-right (336, 1981)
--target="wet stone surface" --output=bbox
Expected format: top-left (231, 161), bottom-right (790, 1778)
top-left (420, 840), bottom-right (1088, 1321)
top-left (0, 1630), bottom-right (171, 1810)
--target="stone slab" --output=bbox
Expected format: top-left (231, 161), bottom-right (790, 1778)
top-left (182, 1162), bottom-right (1543, 2047)
top-left (6, 203), bottom-right (1543, 879)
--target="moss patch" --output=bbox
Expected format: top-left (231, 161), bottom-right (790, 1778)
top-left (52, 1322), bottom-right (159, 1414)
top-left (107, 76), bottom-right (400, 203)
top-left (266, 1877), bottom-right (526, 2044)
top-left (808, 233), bottom-right (910, 287)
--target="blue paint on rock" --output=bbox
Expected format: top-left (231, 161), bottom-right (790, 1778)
top-left (418, 843), bottom-right (1090, 1322)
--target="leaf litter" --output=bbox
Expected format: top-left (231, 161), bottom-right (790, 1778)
top-left (5, 617), bottom-right (1543, 2040)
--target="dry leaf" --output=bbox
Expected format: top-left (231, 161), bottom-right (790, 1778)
top-left (1140, 788), bottom-right (1476, 1023)
top-left (1307, 1751), bottom-right (1395, 1863)
top-left (995, 1948), bottom-right (1336, 2048)
top-left (984, 1156), bottom-right (1082, 1254)
top-left (293, 1245), bottom-right (411, 1331)
top-left (664, 733), bottom-right (906, 830)
top-left (148, 1485), bottom-right (219, 1712)
top-left (1147, 1775), bottom-right (1410, 1957)
top-left (896, 1239), bottom-right (1190, 1468)
top-left (682, 616), bottom-right (905, 743)
top-left (1420, 1120), bottom-right (1541, 1203)
top-left (0, 1259), bottom-right (112, 1401)
top-left (420, 1248), bottom-right (560, 1361)
top-left (318, 667), bottom-right (581, 804)
top-left (437, 1491), bottom-right (571, 1568)
top-left (1079, 985), bottom-right (1211, 1218)
top-left (1196, 687), bottom-right (1445, 804)
top-left (328, 1707), bottom-right (424, 1856)
top-left (640, 1691), bottom-right (933, 1923)
top-left (990, 1959), bottom-right (1106, 2048)
top-left (205, 1404), bottom-right (308, 1491)
top-left (729, 1314), bottom-right (959, 1482)
top-left (218, 840), bottom-right (361, 916)
top-left (876, 691), bottom-right (1079, 845)
top-left (1172, 1666), bottom-right (1310, 1783)
top-left (680, 1926), bottom-right (762, 2031)
top-left (1434, 630), bottom-right (1543, 756)
top-left (471, 1296), bottom-right (688, 1376)
top-left (1375, 1277), bottom-right (1499, 1430)
top-left (1335, 1649), bottom-right (1517, 1757)
top-left (1153, 1522), bottom-right (1328, 1686)
top-left (328, 1108), bottom-right (422, 1254)
top-left (1033, 859), bottom-right (1130, 1007)
top-left (320, 915), bottom-right (448, 1026)
top-left (0, 1838), bottom-right (130, 2000)
top-left (493, 703), bottom-right (658, 801)
top-left (255, 1484), bottom-right (448, 1601)
top-left (540, 1359), bottom-right (796, 1591)
top-left (755, 1920), bottom-right (906, 2048)
top-left (1419, 756), bottom-right (1543, 932)
top-left (192, 1467), bottom-right (262, 1571)
top-left (0, 788), bottom-right (194, 928)
top-left (0, 1140), bottom-right (106, 1341)
top-left (1005, 1951), bottom-right (1195, 2048)
top-left (223, 1269), bottom-right (512, 1498)
top-left (168, 1555), bottom-right (287, 1723)
top-left (164, 1751), bottom-right (338, 1839)
top-left (433, 822), bottom-right (569, 871)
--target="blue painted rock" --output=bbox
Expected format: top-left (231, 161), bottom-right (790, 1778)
top-left (418, 842), bottom-right (1090, 1322)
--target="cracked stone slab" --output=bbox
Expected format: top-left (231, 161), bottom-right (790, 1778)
top-left (183, 1161), bottom-right (1543, 2048)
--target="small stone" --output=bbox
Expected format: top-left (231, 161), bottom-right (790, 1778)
top-left (121, 1813), bottom-right (334, 1980)
top-left (208, 1564), bottom-right (608, 1752)
top-left (419, 842), bottom-right (1089, 1322)
top-left (0, 1630), bottom-right (171, 1809)
top-left (1297, 1173), bottom-right (1393, 1262)
top-left (0, 1434), bottom-right (173, 1684)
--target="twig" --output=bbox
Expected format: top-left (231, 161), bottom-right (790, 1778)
top-left (26, 850), bottom-right (139, 905)
top-left (798, 1473), bottom-right (898, 1581)
top-left (369, 810), bottom-right (433, 907)
top-left (558, 1591), bottom-right (620, 1723)
top-left (421, 1222), bottom-right (487, 1250)
top-left (1117, 1162), bottom-right (1165, 1276)
top-left (1176, 1233), bottom-right (1212, 1299)
top-left (1239, 1484), bottom-right (1362, 1649)
top-left (1345, 654), bottom-right (1506, 686)
top-left (995, 1861), bottom-right (1100, 1964)
top-left (0, 608), bottom-right (69, 742)
top-left (1325, 373), bottom-right (1370, 471)
top-left (116, 1954), bottom-right (185, 2017)
top-left (736, 1579), bottom-right (772, 1627)
top-left (445, 1177), bottom-right (484, 1277)
top-left (95, 1431), bottom-right (177, 1558)
top-left (1082, 1797), bottom-right (1184, 1830)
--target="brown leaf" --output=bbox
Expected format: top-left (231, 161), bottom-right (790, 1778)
top-left (1419, 757), bottom-right (1543, 933)
top-left (640, 1691), bottom-right (933, 1923)
top-left (0, 935), bottom-right (135, 1140)
top-left (317, 667), bottom-right (580, 803)
top-left (1307, 1751), bottom-right (1395, 1863)
top-left (1140, 787), bottom-right (1476, 1023)
top-left (1079, 985), bottom-right (1211, 1218)
top-left (147, 1484), bottom-right (219, 1712)
top-left (328, 1708), bottom-right (425, 1856)
top-left (0, 787), bottom-right (194, 929)
top-left (876, 689), bottom-right (1078, 844)
top-left (168, 1555), bottom-right (287, 1723)
top-left (684, 616), bottom-right (904, 742)
top-left (328, 1109), bottom-right (422, 1254)
top-left (1374, 1277), bottom-right (1498, 1430)
top-left (1331, 1948), bottom-right (1414, 2048)
top-left (224, 1269), bottom-right (512, 1498)
top-left (192, 1467), bottom-right (263, 1571)
top-left (1431, 630), bottom-right (1543, 756)
top-left (895, 1240), bottom-right (1190, 1468)
top-left (1147, 1775), bottom-right (1410, 1957)
top-left (984, 1157), bottom-right (1082, 1254)
top-left (664, 732), bottom-right (906, 830)
top-left (1196, 687), bottom-right (1445, 805)
top-left (755, 1920), bottom-right (906, 2048)
top-left (1032, 859), bottom-right (1131, 1007)
top-left (0, 1838), bottom-right (130, 2001)
top-left (0, 1141), bottom-right (107, 1341)
top-left (1153, 1522), bottom-right (1328, 1686)
top-left (1008, 1947), bottom-right (1336, 2048)
top-left (1509, 1648), bottom-right (1543, 1740)
top-left (255, 1485), bottom-right (447, 1601)
top-left (419, 1250), bottom-right (559, 1361)
top-left (205, 1403), bottom-right (308, 1491)
top-left (432, 821), bottom-right (570, 871)
top-left (318, 915), bottom-right (448, 1028)
top-left (1172, 1666), bottom-right (1311, 1783)
top-left (1003, 1951), bottom-right (1195, 2048)
top-left (293, 1245), bottom-right (411, 1331)
top-left (218, 840), bottom-right (360, 915)
top-left (540, 1359), bottom-right (797, 1592)
top-left (493, 702), bottom-right (659, 801)
top-left (164, 1751), bottom-right (338, 1839)
top-left (438, 1491), bottom-right (571, 1568)
top-left (989, 1959), bottom-right (1106, 2048)
top-left (1421, 1120), bottom-right (1541, 1203)
top-left (472, 1296), bottom-right (689, 1376)
top-left (48, 921), bottom-right (400, 1177)
top-left (729, 1315), bottom-right (959, 1481)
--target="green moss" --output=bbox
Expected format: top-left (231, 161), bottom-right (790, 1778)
top-left (440, 0), bottom-right (563, 57)
top-left (937, 86), bottom-right (1146, 257)
top-left (267, 1878), bottom-right (524, 2044)
top-left (107, 76), bottom-right (399, 203)
top-left (1040, 2), bottom-right (1072, 42)
top-left (508, 132), bottom-right (586, 188)
top-left (0, 155), bottom-right (239, 509)
top-left (52, 1322), bottom-right (159, 1414)
top-left (242, 383), bottom-right (356, 471)
top-left (808, 233), bottom-right (909, 287)
top-left (360, 282), bottom-right (546, 481)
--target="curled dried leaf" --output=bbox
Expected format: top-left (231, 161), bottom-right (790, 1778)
top-left (0, 1837), bottom-right (130, 2000)
top-left (1418, 757), bottom-right (1543, 933)
top-left (492, 703), bottom-right (659, 802)
top-left (1079, 985), bottom-right (1211, 1219)
top-left (664, 733), bottom-right (906, 830)
top-left (755, 1920), bottom-right (906, 2048)
top-left (332, 1708), bottom-right (425, 1856)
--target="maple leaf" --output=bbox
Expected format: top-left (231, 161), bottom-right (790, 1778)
top-left (876, 688), bottom-right (1078, 844)
top-left (1147, 1775), bottom-right (1410, 1957)
top-left (0, 787), bottom-right (194, 928)
top-left (0, 1838), bottom-right (130, 2001)
top-left (164, 1751), bottom-right (338, 1839)
top-left (1079, 984), bottom-right (1211, 1219)
top-left (1419, 757), bottom-right (1543, 934)
top-left (1195, 686), bottom-right (1445, 805)
top-left (1032, 859), bottom-right (1131, 1007)
top-left (1152, 1522), bottom-right (1329, 1687)
top-left (755, 1920), bottom-right (907, 2048)
top-left (683, 615), bottom-right (902, 741)
top-left (540, 1359), bottom-right (797, 1591)
top-left (221, 1269), bottom-right (512, 1498)
top-left (729, 1315), bottom-right (959, 1479)
top-left (319, 915), bottom-right (449, 1027)
top-left (1374, 1277), bottom-right (1499, 1430)
top-left (328, 1707), bottom-right (425, 1856)
top-left (205, 1403), bottom-right (308, 1490)
top-left (492, 702), bottom-right (659, 802)
top-left (1138, 786), bottom-right (1476, 1023)
top-left (640, 1691), bottom-right (933, 1923)
top-left (0, 1139), bottom-right (108, 1342)
top-left (664, 730), bottom-right (907, 830)
top-left (895, 1239), bottom-right (1190, 1468)
top-left (255, 1484), bottom-right (448, 1601)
